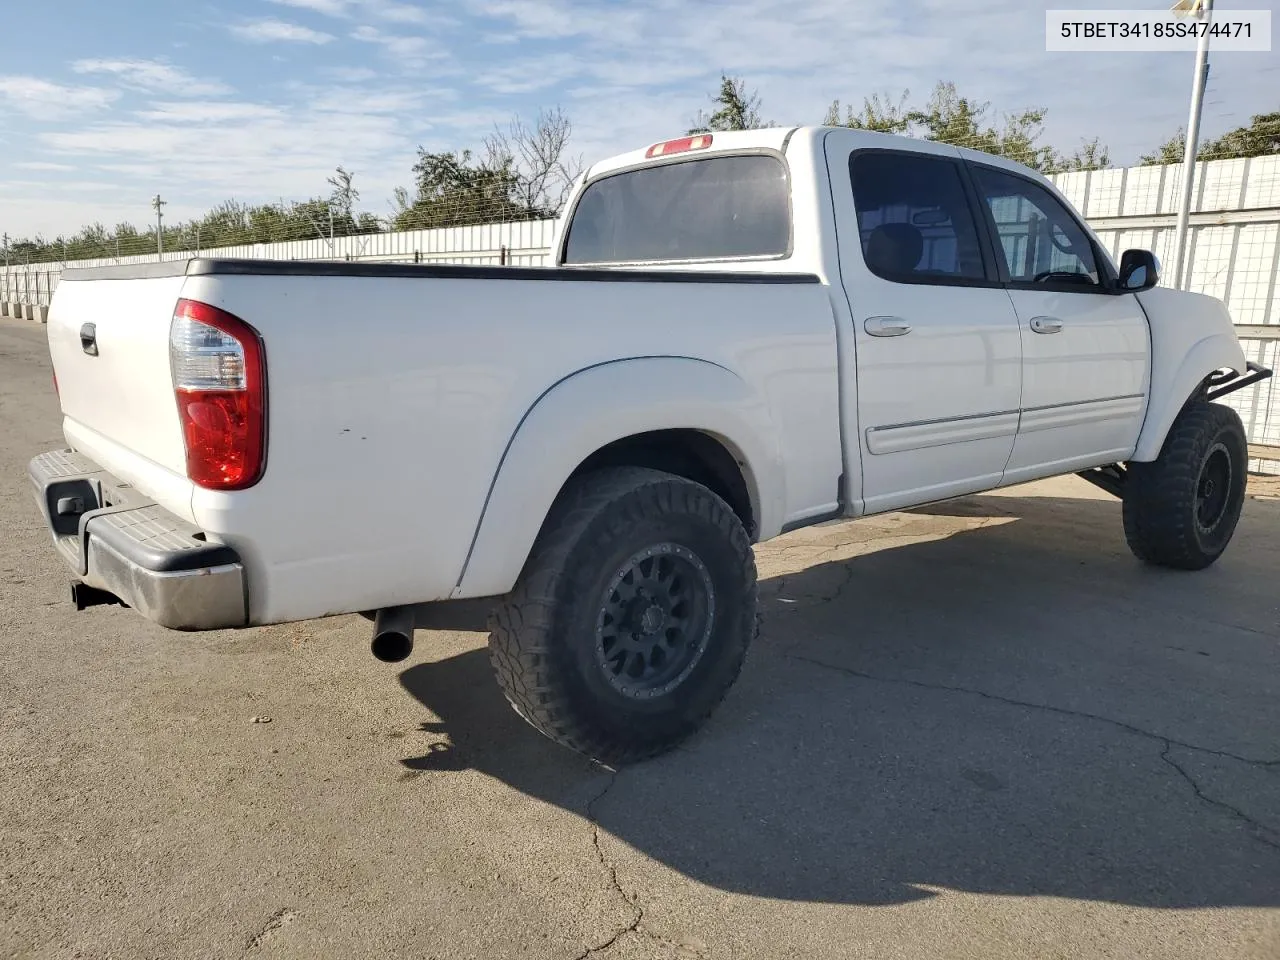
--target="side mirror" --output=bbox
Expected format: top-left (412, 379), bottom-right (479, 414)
top-left (1118, 249), bottom-right (1160, 292)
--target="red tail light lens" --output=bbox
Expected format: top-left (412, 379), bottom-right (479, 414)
top-left (169, 299), bottom-right (266, 490)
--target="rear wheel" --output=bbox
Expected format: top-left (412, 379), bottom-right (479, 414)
top-left (487, 466), bottom-right (757, 765)
top-left (1122, 401), bottom-right (1247, 570)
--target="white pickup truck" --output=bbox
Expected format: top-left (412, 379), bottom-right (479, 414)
top-left (30, 127), bottom-right (1272, 763)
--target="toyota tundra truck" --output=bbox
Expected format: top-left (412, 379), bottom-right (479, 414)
top-left (28, 126), bottom-right (1272, 764)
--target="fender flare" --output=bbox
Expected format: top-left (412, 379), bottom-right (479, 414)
top-left (452, 356), bottom-right (785, 599)
top-left (1132, 333), bottom-right (1246, 461)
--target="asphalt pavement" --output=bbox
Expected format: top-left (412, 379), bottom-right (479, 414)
top-left (2, 313), bottom-right (1278, 959)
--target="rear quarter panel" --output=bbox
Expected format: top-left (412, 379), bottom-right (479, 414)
top-left (178, 272), bottom-right (840, 624)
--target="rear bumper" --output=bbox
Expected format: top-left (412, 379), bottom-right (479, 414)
top-left (28, 449), bottom-right (248, 630)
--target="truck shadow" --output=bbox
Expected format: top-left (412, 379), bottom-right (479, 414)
top-left (398, 491), bottom-right (1280, 910)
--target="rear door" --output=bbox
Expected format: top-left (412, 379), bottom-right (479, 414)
top-left (47, 271), bottom-right (189, 479)
top-left (967, 163), bottom-right (1149, 482)
top-left (827, 137), bottom-right (1023, 514)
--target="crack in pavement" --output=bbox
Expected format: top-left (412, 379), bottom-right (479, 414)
top-left (571, 770), bottom-right (641, 960)
top-left (572, 768), bottom-right (706, 960)
top-left (786, 653), bottom-right (1280, 768)
top-left (1159, 742), bottom-right (1280, 851)
top-left (762, 564), bottom-right (856, 611)
top-left (244, 908), bottom-right (297, 953)
top-left (787, 653), bottom-right (1280, 851)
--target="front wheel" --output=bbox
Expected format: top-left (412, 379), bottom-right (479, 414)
top-left (1122, 400), bottom-right (1248, 570)
top-left (487, 467), bottom-right (758, 765)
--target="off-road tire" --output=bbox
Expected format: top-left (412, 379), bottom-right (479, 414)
top-left (487, 466), bottom-right (758, 765)
top-left (1122, 400), bottom-right (1247, 570)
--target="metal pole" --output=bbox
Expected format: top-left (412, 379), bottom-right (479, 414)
top-left (1172, 0), bottom-right (1213, 290)
top-left (152, 194), bottom-right (166, 259)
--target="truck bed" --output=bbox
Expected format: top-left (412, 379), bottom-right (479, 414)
top-left (46, 257), bottom-right (843, 625)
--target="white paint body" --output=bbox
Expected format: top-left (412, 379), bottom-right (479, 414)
top-left (44, 128), bottom-right (1248, 627)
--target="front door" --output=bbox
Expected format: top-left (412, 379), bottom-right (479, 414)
top-left (968, 163), bottom-right (1150, 483)
top-left (828, 138), bottom-right (1024, 514)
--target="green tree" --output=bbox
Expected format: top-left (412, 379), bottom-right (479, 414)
top-left (824, 91), bottom-right (911, 134)
top-left (689, 74), bottom-right (768, 134)
top-left (1140, 129), bottom-right (1188, 166)
top-left (393, 148), bottom-right (525, 230)
top-left (1144, 110), bottom-right (1280, 164)
top-left (1206, 110), bottom-right (1280, 158)
top-left (327, 166), bottom-right (360, 223)
top-left (823, 82), bottom-right (1073, 172)
top-left (905, 81), bottom-right (1060, 172)
top-left (1056, 137), bottom-right (1112, 172)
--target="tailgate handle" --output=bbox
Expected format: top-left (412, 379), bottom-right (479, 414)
top-left (80, 323), bottom-right (98, 356)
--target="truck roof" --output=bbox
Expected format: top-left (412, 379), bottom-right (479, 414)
top-left (585, 125), bottom-right (1052, 189)
top-left (585, 127), bottom-right (800, 180)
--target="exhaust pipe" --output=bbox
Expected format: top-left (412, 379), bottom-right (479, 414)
top-left (371, 605), bottom-right (416, 663)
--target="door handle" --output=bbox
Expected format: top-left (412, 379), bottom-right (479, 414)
top-left (80, 323), bottom-right (98, 356)
top-left (1029, 316), bottom-right (1063, 335)
top-left (864, 316), bottom-right (912, 337)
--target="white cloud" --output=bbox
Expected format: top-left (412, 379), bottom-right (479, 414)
top-left (268, 0), bottom-right (446, 25)
top-left (465, 0), bottom-right (610, 40)
top-left (0, 193), bottom-right (177, 238)
top-left (268, 0), bottom-right (350, 14)
top-left (474, 55), bottom-right (585, 95)
top-left (350, 25), bottom-right (441, 67)
top-left (71, 59), bottom-right (232, 97)
top-left (458, 0), bottom-right (1188, 160)
top-left (2, 178), bottom-right (122, 194)
top-left (324, 66), bottom-right (380, 82)
top-left (362, 0), bottom-right (444, 25)
top-left (134, 101), bottom-right (286, 123)
top-left (0, 77), bottom-right (118, 119)
top-left (309, 88), bottom-right (438, 114)
top-left (230, 19), bottom-right (336, 44)
top-left (33, 90), bottom-right (435, 224)
top-left (13, 161), bottom-right (76, 172)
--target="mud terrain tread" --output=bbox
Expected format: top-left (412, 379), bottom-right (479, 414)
top-left (487, 466), bottom-right (757, 764)
top-left (1123, 401), bottom-right (1247, 570)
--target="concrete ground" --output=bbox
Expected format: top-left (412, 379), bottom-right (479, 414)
top-left (1, 313), bottom-right (1278, 960)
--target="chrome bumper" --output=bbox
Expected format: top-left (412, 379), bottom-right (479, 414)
top-left (28, 449), bottom-right (248, 630)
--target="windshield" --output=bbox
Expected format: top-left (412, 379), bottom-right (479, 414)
top-left (562, 154), bottom-right (791, 265)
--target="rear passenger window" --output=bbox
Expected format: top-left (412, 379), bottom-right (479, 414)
top-left (850, 151), bottom-right (988, 284)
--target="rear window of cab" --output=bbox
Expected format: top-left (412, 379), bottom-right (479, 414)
top-left (562, 154), bottom-right (791, 265)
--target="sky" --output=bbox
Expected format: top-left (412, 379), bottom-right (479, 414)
top-left (0, 0), bottom-right (1276, 239)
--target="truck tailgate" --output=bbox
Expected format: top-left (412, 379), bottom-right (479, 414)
top-left (48, 274), bottom-right (189, 479)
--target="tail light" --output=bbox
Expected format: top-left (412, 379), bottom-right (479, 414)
top-left (169, 298), bottom-right (266, 490)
